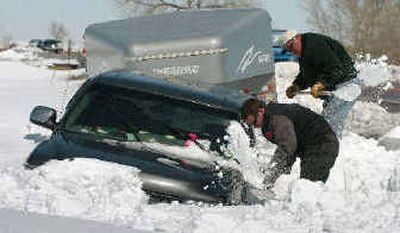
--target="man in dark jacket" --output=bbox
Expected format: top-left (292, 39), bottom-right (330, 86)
top-left (282, 31), bottom-right (361, 137)
top-left (241, 98), bottom-right (339, 187)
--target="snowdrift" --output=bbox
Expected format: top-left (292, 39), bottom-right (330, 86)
top-left (0, 46), bottom-right (399, 233)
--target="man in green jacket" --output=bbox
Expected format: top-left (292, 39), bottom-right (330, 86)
top-left (282, 31), bottom-right (361, 138)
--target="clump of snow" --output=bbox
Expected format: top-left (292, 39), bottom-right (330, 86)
top-left (346, 57), bottom-right (400, 137)
top-left (355, 54), bottom-right (394, 86)
top-left (142, 139), bottom-right (216, 165)
top-left (347, 101), bottom-right (400, 138)
top-left (224, 121), bottom-right (277, 189)
top-left (0, 159), bottom-right (148, 225)
top-left (332, 81), bottom-right (362, 101)
top-left (139, 121), bottom-right (278, 189)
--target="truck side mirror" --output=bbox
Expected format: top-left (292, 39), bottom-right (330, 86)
top-left (30, 106), bottom-right (57, 130)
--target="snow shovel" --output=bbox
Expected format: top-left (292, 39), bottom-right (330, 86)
top-left (295, 80), bottom-right (362, 101)
top-left (296, 90), bottom-right (333, 97)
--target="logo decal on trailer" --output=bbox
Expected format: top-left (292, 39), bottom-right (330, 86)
top-left (237, 45), bottom-right (271, 73)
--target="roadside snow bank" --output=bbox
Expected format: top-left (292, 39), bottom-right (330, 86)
top-left (271, 132), bottom-right (400, 233)
top-left (0, 46), bottom-right (81, 68)
top-left (0, 46), bottom-right (42, 62)
top-left (0, 159), bottom-right (148, 225)
top-left (0, 208), bottom-right (149, 233)
top-left (0, 49), bottom-right (399, 233)
top-left (136, 130), bottom-right (400, 233)
top-left (0, 61), bottom-right (84, 165)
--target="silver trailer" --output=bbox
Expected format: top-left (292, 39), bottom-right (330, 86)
top-left (84, 8), bottom-right (275, 99)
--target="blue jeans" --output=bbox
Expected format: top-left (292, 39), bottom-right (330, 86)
top-left (322, 96), bottom-right (355, 138)
top-left (322, 78), bottom-right (361, 138)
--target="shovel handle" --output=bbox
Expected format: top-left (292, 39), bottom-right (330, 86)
top-left (297, 90), bottom-right (333, 96)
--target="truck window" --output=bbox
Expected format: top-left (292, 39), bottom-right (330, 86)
top-left (64, 83), bottom-right (237, 144)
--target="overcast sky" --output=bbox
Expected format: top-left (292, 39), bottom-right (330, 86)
top-left (0, 0), bottom-right (310, 45)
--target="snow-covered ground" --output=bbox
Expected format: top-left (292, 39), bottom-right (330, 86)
top-left (0, 47), bottom-right (399, 232)
top-left (0, 208), bottom-right (150, 233)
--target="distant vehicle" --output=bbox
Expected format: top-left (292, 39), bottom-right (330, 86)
top-left (28, 39), bottom-right (42, 47)
top-left (38, 39), bottom-right (63, 54)
top-left (26, 70), bottom-right (251, 205)
top-left (272, 29), bottom-right (298, 63)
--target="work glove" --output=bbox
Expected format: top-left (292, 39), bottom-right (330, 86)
top-left (311, 81), bottom-right (325, 98)
top-left (285, 84), bottom-right (300, 99)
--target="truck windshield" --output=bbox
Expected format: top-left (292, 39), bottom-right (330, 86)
top-left (63, 83), bottom-right (238, 145)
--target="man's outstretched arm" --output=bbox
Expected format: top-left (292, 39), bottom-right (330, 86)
top-left (263, 115), bottom-right (298, 188)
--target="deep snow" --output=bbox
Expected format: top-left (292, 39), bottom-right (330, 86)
top-left (0, 208), bottom-right (150, 233)
top-left (0, 47), bottom-right (399, 233)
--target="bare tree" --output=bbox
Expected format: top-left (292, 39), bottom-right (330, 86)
top-left (49, 21), bottom-right (69, 41)
top-left (115, 0), bottom-right (254, 16)
top-left (302, 0), bottom-right (400, 63)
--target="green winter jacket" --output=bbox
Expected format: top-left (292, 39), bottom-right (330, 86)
top-left (292, 33), bottom-right (357, 91)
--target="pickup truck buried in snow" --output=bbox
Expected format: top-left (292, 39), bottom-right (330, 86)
top-left (26, 8), bottom-right (276, 204)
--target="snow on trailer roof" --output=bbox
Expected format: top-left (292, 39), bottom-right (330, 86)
top-left (84, 8), bottom-right (274, 93)
top-left (84, 8), bottom-right (271, 54)
top-left (85, 8), bottom-right (275, 98)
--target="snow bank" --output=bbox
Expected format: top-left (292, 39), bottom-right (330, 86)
top-left (382, 127), bottom-right (400, 139)
top-left (348, 101), bottom-right (400, 138)
top-left (379, 126), bottom-right (400, 151)
top-left (0, 46), bottom-right (80, 68)
top-left (0, 46), bottom-right (399, 233)
top-left (348, 56), bottom-right (400, 137)
top-left (0, 60), bottom-right (84, 166)
top-left (0, 46), bottom-right (43, 61)
top-left (0, 159), bottom-right (148, 224)
top-left (0, 207), bottom-right (149, 233)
